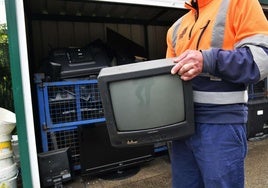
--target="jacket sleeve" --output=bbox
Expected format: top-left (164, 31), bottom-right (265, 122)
top-left (201, 0), bottom-right (268, 84)
top-left (201, 46), bottom-right (268, 84)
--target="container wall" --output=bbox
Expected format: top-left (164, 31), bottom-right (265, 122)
top-left (30, 20), bottom-right (169, 71)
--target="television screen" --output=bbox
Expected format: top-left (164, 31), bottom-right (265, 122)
top-left (98, 58), bottom-right (195, 147)
top-left (110, 74), bottom-right (184, 131)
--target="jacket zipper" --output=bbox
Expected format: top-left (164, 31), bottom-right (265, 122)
top-left (189, 11), bottom-right (198, 39)
top-left (196, 20), bottom-right (211, 49)
top-left (188, 0), bottom-right (199, 39)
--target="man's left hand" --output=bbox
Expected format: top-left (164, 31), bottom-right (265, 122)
top-left (171, 50), bottom-right (203, 81)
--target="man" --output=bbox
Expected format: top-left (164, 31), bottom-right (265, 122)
top-left (166, 0), bottom-right (268, 187)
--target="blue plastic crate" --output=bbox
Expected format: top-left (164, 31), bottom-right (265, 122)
top-left (36, 78), bottom-right (105, 129)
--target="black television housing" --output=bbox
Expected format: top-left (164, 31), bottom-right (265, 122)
top-left (38, 147), bottom-right (72, 187)
top-left (98, 58), bottom-right (195, 147)
top-left (46, 40), bottom-right (110, 80)
top-left (78, 123), bottom-right (154, 176)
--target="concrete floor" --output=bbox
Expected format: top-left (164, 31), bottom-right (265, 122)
top-left (65, 136), bottom-right (268, 188)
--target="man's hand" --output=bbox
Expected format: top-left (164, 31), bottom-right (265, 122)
top-left (171, 50), bottom-right (204, 81)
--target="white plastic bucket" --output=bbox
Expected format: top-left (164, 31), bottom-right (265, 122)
top-left (0, 172), bottom-right (18, 188)
top-left (0, 134), bottom-right (11, 142)
top-left (0, 107), bottom-right (16, 135)
top-left (0, 156), bottom-right (14, 169)
top-left (0, 134), bottom-right (12, 158)
top-left (0, 163), bottom-right (17, 183)
top-left (0, 150), bottom-right (13, 160)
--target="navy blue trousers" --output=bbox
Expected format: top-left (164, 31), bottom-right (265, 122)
top-left (171, 123), bottom-right (247, 188)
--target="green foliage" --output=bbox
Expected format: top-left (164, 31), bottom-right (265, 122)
top-left (0, 23), bottom-right (14, 111)
top-left (0, 24), bottom-right (8, 43)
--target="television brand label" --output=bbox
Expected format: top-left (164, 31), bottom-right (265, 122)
top-left (127, 140), bottom-right (138, 144)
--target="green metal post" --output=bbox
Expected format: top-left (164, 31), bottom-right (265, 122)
top-left (5, 0), bottom-right (40, 187)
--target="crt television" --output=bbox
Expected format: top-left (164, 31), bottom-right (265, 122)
top-left (78, 123), bottom-right (154, 176)
top-left (97, 58), bottom-right (195, 147)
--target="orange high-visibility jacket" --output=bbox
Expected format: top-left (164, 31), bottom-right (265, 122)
top-left (166, 0), bottom-right (268, 123)
top-left (167, 0), bottom-right (268, 56)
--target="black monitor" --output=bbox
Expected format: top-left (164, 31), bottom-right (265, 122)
top-left (38, 148), bottom-right (72, 187)
top-left (97, 58), bottom-right (195, 147)
top-left (47, 40), bottom-right (110, 80)
top-left (78, 123), bottom-right (154, 176)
